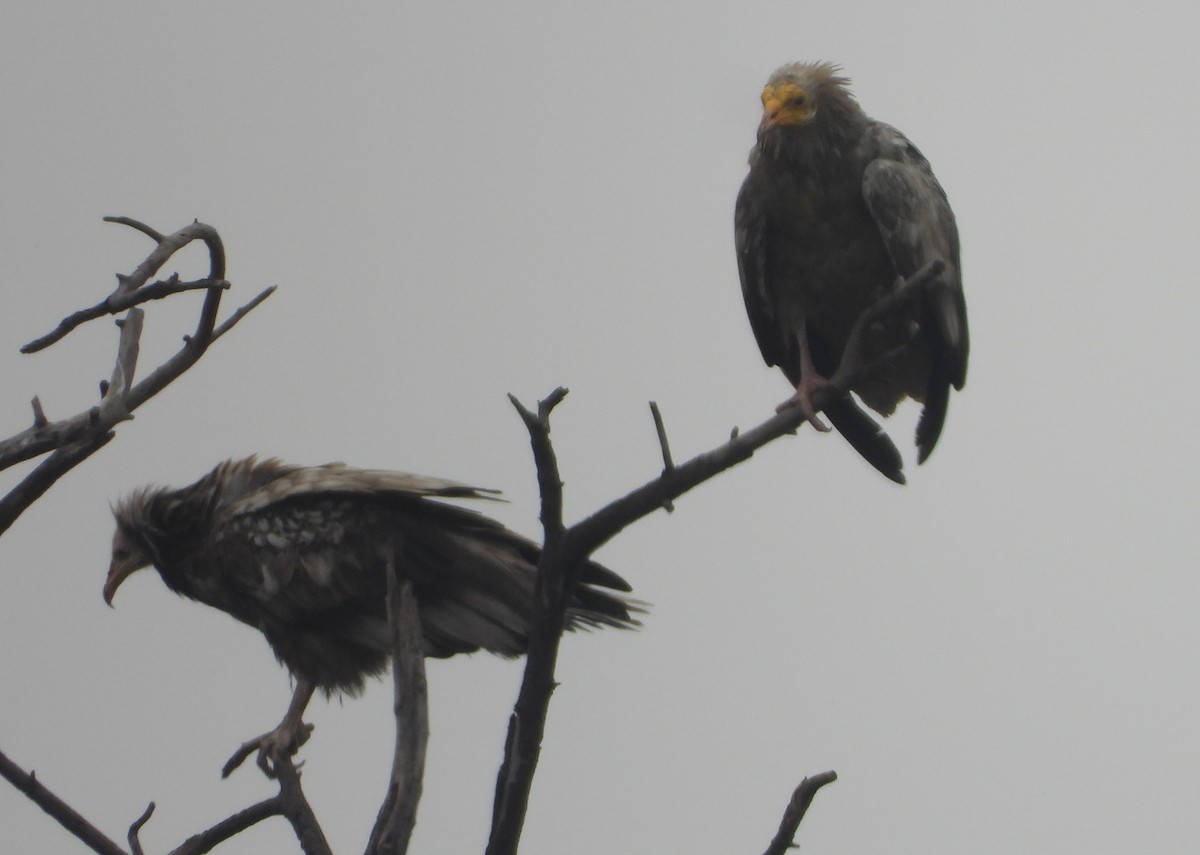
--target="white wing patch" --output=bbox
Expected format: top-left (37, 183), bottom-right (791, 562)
top-left (258, 562), bottom-right (280, 596)
top-left (300, 552), bottom-right (337, 587)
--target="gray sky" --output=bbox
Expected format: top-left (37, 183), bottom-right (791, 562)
top-left (3, 2), bottom-right (1198, 852)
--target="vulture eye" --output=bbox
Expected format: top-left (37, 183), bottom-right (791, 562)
top-left (113, 547), bottom-right (131, 561)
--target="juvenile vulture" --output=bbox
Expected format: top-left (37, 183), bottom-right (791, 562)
top-left (735, 62), bottom-right (969, 483)
top-left (104, 457), bottom-right (638, 775)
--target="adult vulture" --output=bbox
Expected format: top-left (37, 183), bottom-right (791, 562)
top-left (104, 456), bottom-right (638, 775)
top-left (735, 62), bottom-right (969, 484)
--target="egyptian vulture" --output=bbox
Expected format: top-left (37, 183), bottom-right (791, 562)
top-left (735, 62), bottom-right (969, 483)
top-left (104, 457), bottom-right (638, 775)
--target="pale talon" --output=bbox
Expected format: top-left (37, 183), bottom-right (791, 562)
top-left (734, 62), bottom-right (969, 481)
top-left (104, 457), bottom-right (640, 784)
top-left (776, 371), bottom-right (832, 432)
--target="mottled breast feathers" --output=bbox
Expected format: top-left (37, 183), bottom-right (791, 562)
top-left (108, 457), bottom-right (639, 694)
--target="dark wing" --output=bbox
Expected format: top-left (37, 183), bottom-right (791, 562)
top-left (734, 174), bottom-right (788, 369)
top-left (221, 461), bottom-right (629, 597)
top-left (861, 123), bottom-right (969, 461)
top-left (736, 171), bottom-right (905, 484)
top-left (222, 462), bottom-right (502, 517)
top-left (204, 468), bottom-right (636, 690)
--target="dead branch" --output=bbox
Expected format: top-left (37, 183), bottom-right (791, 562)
top-left (0, 218), bottom-right (274, 536)
top-left (0, 748), bottom-right (127, 855)
top-left (21, 277), bottom-right (231, 353)
top-left (649, 401), bottom-right (675, 473)
top-left (148, 761), bottom-right (322, 855)
top-left (274, 758), bottom-right (333, 855)
top-left (569, 258), bottom-right (945, 562)
top-left (22, 217), bottom-right (225, 354)
top-left (762, 771), bottom-right (838, 855)
top-left (127, 802), bottom-right (155, 855)
top-left (486, 388), bottom-right (574, 855)
top-left (365, 573), bottom-right (429, 855)
top-left (487, 261), bottom-right (944, 854)
top-left (165, 797), bottom-right (284, 855)
top-left (0, 433), bottom-right (116, 536)
top-left (1, 218), bottom-right (283, 853)
top-left (2, 235), bottom-right (934, 854)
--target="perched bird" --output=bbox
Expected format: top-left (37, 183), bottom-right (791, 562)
top-left (104, 456), bottom-right (639, 775)
top-left (735, 62), bottom-right (969, 483)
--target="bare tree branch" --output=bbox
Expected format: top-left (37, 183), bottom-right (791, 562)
top-left (649, 400), bottom-right (675, 512)
top-left (1, 742), bottom-right (300, 855)
top-left (649, 401), bottom-right (676, 473)
top-left (0, 433), bottom-right (116, 536)
top-left (487, 262), bottom-right (943, 853)
top-left (212, 284), bottom-right (277, 339)
top-left (127, 802), bottom-right (155, 855)
top-left (30, 396), bottom-right (48, 428)
top-left (569, 259), bottom-right (945, 563)
top-left (2, 219), bottom-right (281, 852)
top-left (20, 277), bottom-right (230, 354)
top-left (365, 572), bottom-right (429, 855)
top-left (21, 217), bottom-right (226, 354)
top-left (487, 388), bottom-right (572, 855)
top-left (165, 797), bottom-right (284, 855)
top-left (3, 225), bottom-right (931, 853)
top-left (0, 747), bottom-right (128, 855)
top-left (274, 757), bottom-right (333, 855)
top-left (761, 771), bottom-right (838, 855)
top-left (101, 215), bottom-right (165, 242)
top-left (0, 219), bottom-right (274, 537)
top-left (107, 309), bottom-right (144, 400)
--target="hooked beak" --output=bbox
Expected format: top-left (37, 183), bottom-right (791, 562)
top-left (762, 96), bottom-right (784, 126)
top-left (103, 558), bottom-right (140, 607)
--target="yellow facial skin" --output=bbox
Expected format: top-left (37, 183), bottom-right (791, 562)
top-left (761, 81), bottom-right (816, 127)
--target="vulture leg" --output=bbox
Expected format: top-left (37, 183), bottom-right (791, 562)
top-left (221, 679), bottom-right (316, 778)
top-left (776, 320), bottom-right (834, 433)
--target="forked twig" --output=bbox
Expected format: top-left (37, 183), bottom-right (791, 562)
top-left (488, 388), bottom-right (573, 855)
top-left (0, 218), bottom-right (274, 537)
top-left (487, 262), bottom-right (943, 855)
top-left (1, 219), bottom-right (281, 853)
top-left (274, 758), bottom-right (333, 855)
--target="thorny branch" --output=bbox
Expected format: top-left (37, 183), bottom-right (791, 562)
top-left (487, 260), bottom-right (944, 855)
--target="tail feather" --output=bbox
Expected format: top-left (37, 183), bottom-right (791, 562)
top-left (824, 394), bottom-right (906, 484)
top-left (915, 371), bottom-right (950, 464)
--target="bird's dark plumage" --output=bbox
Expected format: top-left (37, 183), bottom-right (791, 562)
top-left (735, 62), bottom-right (969, 482)
top-left (105, 457), bottom-right (639, 773)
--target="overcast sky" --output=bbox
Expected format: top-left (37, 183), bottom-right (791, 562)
top-left (3, 2), bottom-right (1199, 853)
